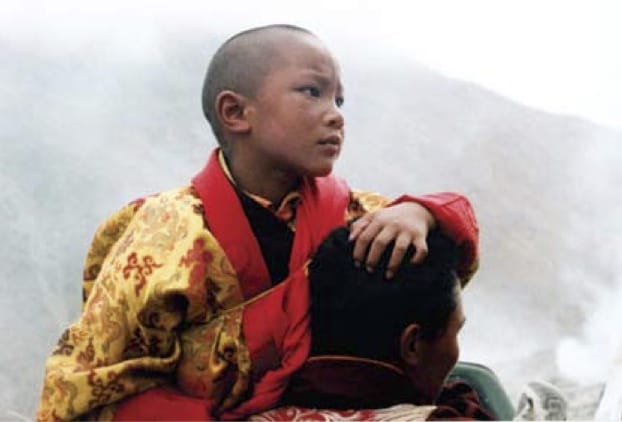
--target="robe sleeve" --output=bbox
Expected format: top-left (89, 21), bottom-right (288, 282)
top-left (348, 190), bottom-right (479, 285)
top-left (37, 188), bottom-right (245, 421)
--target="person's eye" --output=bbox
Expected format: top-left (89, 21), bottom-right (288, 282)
top-left (335, 96), bottom-right (345, 108)
top-left (300, 86), bottom-right (321, 97)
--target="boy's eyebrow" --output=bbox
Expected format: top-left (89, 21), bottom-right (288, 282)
top-left (301, 70), bottom-right (343, 93)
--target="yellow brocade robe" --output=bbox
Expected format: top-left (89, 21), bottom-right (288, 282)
top-left (37, 185), bottom-right (391, 421)
top-left (38, 149), bottom-right (479, 421)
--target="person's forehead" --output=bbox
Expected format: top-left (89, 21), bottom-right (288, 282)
top-left (270, 33), bottom-right (340, 71)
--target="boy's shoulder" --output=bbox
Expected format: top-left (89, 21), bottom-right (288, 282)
top-left (129, 185), bottom-right (202, 213)
top-left (89, 185), bottom-right (204, 262)
top-left (115, 184), bottom-right (207, 237)
top-left (83, 185), bottom-right (206, 301)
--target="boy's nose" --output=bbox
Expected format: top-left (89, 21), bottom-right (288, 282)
top-left (324, 105), bottom-right (344, 129)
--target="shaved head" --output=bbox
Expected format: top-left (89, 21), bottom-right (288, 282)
top-left (202, 24), bottom-right (316, 145)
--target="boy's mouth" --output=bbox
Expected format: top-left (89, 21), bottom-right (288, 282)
top-left (318, 134), bottom-right (342, 146)
top-left (317, 134), bottom-right (342, 157)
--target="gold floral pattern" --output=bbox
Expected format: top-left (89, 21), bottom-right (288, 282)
top-left (82, 203), bottom-right (139, 305)
top-left (37, 186), bottom-right (246, 421)
top-left (122, 253), bottom-right (163, 296)
top-left (176, 307), bottom-right (250, 412)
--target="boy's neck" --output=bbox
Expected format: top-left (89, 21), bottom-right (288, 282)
top-left (224, 150), bottom-right (301, 205)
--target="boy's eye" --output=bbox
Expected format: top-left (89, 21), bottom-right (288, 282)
top-left (335, 96), bottom-right (345, 108)
top-left (300, 86), bottom-right (321, 97)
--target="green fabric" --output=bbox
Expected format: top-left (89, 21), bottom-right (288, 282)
top-left (448, 361), bottom-right (515, 420)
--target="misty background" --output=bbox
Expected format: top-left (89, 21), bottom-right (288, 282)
top-left (1, 1), bottom-right (621, 419)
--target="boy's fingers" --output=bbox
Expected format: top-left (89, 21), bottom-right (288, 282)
top-left (385, 233), bottom-right (412, 279)
top-left (349, 215), bottom-right (371, 241)
top-left (410, 237), bottom-right (429, 264)
top-left (363, 226), bottom-right (396, 272)
top-left (351, 220), bottom-right (381, 265)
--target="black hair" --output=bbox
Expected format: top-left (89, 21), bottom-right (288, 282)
top-left (309, 227), bottom-right (460, 362)
top-left (201, 24), bottom-right (314, 148)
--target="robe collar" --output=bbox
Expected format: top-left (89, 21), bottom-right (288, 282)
top-left (217, 150), bottom-right (302, 227)
top-left (191, 149), bottom-right (350, 300)
top-left (284, 355), bottom-right (419, 409)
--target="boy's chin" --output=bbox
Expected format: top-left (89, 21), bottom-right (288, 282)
top-left (306, 158), bottom-right (338, 177)
top-left (307, 165), bottom-right (334, 178)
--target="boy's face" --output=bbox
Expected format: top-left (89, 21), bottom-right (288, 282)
top-left (244, 33), bottom-right (345, 178)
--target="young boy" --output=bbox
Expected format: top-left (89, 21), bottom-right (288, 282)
top-left (37, 24), bottom-right (479, 421)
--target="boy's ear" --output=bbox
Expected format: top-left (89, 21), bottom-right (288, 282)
top-left (214, 90), bottom-right (252, 134)
top-left (399, 322), bottom-right (421, 366)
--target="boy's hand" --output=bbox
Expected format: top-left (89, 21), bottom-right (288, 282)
top-left (349, 202), bottom-right (436, 279)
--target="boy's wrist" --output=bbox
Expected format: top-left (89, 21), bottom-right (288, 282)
top-left (388, 196), bottom-right (437, 230)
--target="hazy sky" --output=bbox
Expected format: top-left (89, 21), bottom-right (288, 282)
top-left (1, 0), bottom-right (620, 130)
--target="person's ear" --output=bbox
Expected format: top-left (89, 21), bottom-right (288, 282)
top-left (399, 322), bottom-right (421, 365)
top-left (214, 90), bottom-right (252, 134)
